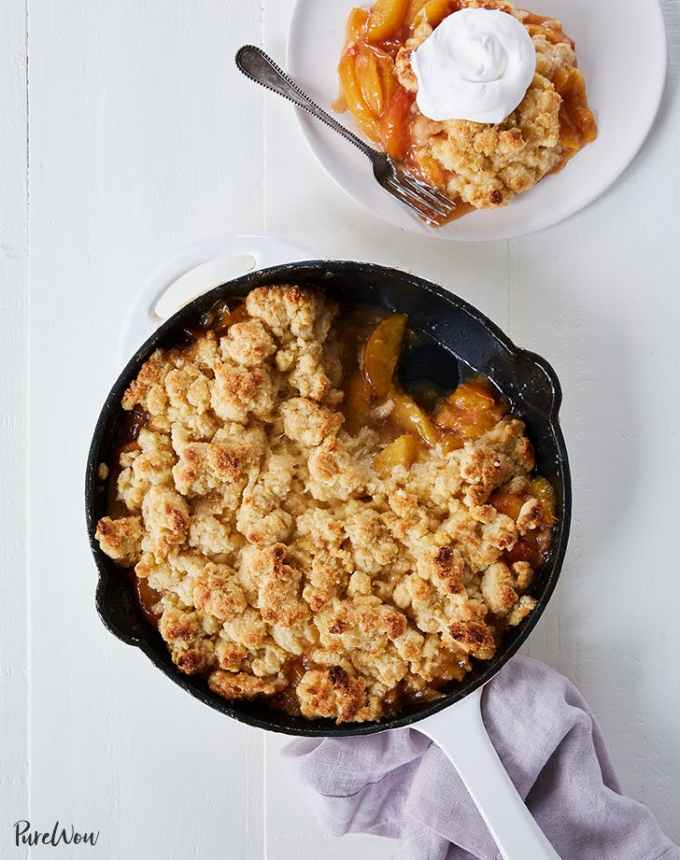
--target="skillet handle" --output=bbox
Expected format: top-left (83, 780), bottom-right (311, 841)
top-left (119, 234), bottom-right (308, 360)
top-left (417, 688), bottom-right (561, 860)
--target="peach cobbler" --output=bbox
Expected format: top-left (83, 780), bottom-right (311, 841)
top-left (95, 286), bottom-right (556, 723)
top-left (336, 0), bottom-right (597, 218)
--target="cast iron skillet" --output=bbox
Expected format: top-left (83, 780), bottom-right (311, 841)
top-left (86, 261), bottom-right (571, 738)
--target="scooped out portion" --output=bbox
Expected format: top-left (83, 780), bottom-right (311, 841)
top-left (95, 285), bottom-right (555, 724)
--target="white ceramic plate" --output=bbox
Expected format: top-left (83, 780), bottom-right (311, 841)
top-left (288, 0), bottom-right (667, 241)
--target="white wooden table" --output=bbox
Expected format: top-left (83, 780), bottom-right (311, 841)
top-left (1, 1), bottom-right (679, 857)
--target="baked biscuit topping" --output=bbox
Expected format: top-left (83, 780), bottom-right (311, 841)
top-left (96, 286), bottom-right (555, 723)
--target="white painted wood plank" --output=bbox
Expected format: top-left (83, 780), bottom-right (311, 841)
top-left (14, 0), bottom-right (679, 858)
top-left (0, 0), bottom-right (29, 851)
top-left (513, 0), bottom-right (680, 840)
top-left (27, 2), bottom-right (265, 857)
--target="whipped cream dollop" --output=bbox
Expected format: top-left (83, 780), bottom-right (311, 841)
top-left (411, 8), bottom-right (537, 124)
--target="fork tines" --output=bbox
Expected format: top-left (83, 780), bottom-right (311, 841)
top-left (385, 166), bottom-right (457, 226)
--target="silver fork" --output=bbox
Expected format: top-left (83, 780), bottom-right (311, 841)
top-left (235, 45), bottom-right (459, 227)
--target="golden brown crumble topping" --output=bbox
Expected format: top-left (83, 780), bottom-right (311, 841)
top-left (96, 285), bottom-right (555, 723)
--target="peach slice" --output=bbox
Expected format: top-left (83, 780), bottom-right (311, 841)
top-left (362, 313), bottom-right (407, 399)
top-left (355, 47), bottom-right (385, 116)
top-left (374, 434), bottom-right (420, 475)
top-left (338, 52), bottom-right (382, 141)
top-left (346, 6), bottom-right (370, 43)
top-left (344, 370), bottom-right (374, 435)
top-left (530, 477), bottom-right (557, 523)
top-left (422, 0), bottom-right (456, 27)
top-left (490, 489), bottom-right (525, 521)
top-left (367, 0), bottom-right (409, 44)
top-left (382, 86), bottom-right (414, 160)
top-left (435, 379), bottom-right (506, 443)
top-left (406, 0), bottom-right (429, 25)
top-left (390, 388), bottom-right (439, 445)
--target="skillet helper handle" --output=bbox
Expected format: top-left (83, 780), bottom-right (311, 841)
top-left (119, 234), bottom-right (307, 359)
top-left (417, 688), bottom-right (561, 860)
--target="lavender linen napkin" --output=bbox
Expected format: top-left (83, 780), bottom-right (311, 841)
top-left (284, 657), bottom-right (679, 860)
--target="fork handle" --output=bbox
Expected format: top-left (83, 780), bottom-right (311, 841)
top-left (235, 45), bottom-right (378, 161)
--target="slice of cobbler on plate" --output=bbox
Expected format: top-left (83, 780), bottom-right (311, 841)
top-left (336, 0), bottom-right (597, 221)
